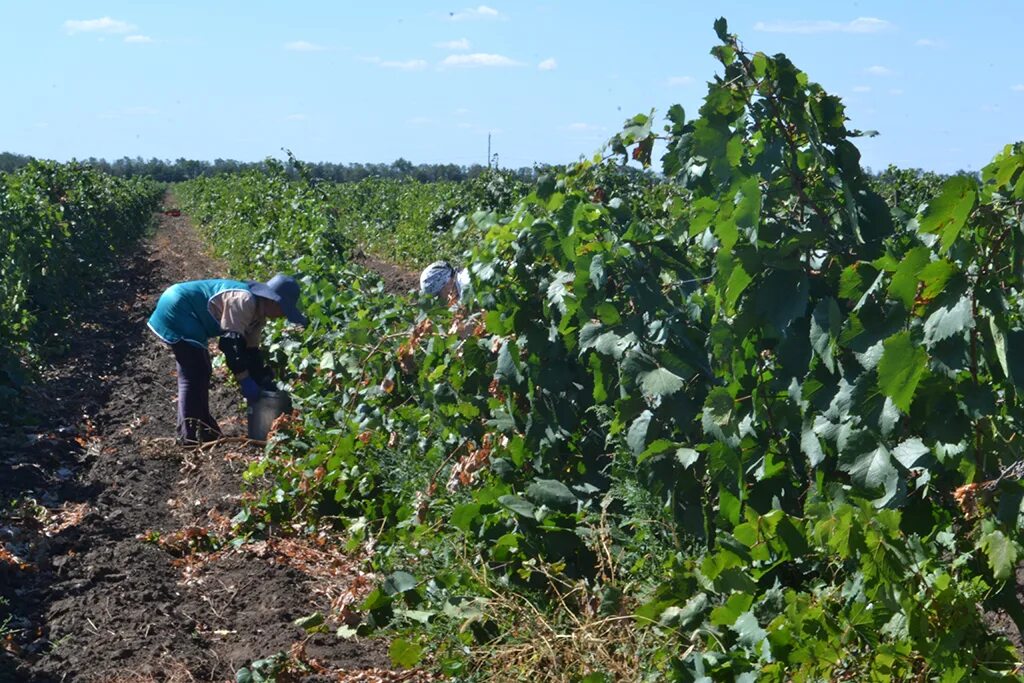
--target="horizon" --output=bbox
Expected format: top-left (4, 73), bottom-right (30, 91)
top-left (2, 2), bottom-right (1022, 174)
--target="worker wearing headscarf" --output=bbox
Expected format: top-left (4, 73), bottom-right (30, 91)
top-left (419, 261), bottom-right (471, 305)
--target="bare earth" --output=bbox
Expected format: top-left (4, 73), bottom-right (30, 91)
top-left (0, 202), bottom-right (417, 682)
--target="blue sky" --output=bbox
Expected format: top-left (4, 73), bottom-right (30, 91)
top-left (1, 2), bottom-right (1021, 173)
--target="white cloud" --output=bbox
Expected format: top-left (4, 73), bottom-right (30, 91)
top-left (286, 114), bottom-right (308, 121)
top-left (1012, 84), bottom-right (1024, 92)
top-left (380, 59), bottom-right (428, 70)
top-left (362, 56), bottom-right (428, 70)
top-left (852, 85), bottom-right (871, 93)
top-left (64, 17), bottom-right (136, 34)
top-left (888, 88), bottom-right (904, 96)
top-left (865, 65), bottom-right (893, 76)
top-left (454, 107), bottom-right (471, 116)
top-left (441, 53), bottom-right (521, 67)
top-left (124, 35), bottom-right (153, 44)
top-left (449, 5), bottom-right (504, 21)
top-left (285, 40), bottom-right (326, 52)
top-left (753, 17), bottom-right (891, 34)
top-left (915, 38), bottom-right (944, 48)
top-left (667, 75), bottom-right (695, 86)
top-left (566, 122), bottom-right (605, 132)
top-left (538, 58), bottom-right (557, 71)
top-left (435, 38), bottom-right (471, 50)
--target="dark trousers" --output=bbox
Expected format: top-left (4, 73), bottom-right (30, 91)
top-left (171, 341), bottom-right (222, 443)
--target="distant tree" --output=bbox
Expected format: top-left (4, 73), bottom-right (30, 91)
top-left (0, 151), bottom-right (544, 184)
top-left (0, 152), bottom-right (33, 173)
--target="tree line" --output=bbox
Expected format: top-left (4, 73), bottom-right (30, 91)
top-left (0, 152), bottom-right (541, 184)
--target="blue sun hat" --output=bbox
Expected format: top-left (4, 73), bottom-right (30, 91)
top-left (247, 273), bottom-right (308, 325)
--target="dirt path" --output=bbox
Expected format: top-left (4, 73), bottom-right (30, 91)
top-left (0, 201), bottom-right (396, 682)
top-left (350, 251), bottom-right (421, 296)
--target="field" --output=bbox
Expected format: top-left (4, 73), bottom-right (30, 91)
top-left (4, 19), bottom-right (1024, 682)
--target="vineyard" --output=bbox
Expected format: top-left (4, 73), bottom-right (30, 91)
top-left (0, 162), bottom-right (162, 407)
top-left (4, 18), bottom-right (1024, 683)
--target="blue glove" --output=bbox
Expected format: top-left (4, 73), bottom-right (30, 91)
top-left (240, 377), bottom-right (261, 403)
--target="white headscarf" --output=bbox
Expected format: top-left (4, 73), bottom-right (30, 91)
top-left (420, 261), bottom-right (458, 296)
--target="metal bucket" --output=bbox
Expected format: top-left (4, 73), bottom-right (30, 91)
top-left (247, 390), bottom-right (292, 440)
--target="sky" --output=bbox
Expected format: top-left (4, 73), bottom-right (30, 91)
top-left (1, 1), bottom-right (1022, 174)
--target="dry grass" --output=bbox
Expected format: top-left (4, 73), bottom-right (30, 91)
top-left (461, 559), bottom-right (655, 683)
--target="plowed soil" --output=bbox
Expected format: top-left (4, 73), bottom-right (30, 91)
top-left (0, 201), bottom-right (405, 682)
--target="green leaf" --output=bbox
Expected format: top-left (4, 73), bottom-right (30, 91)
top-left (595, 301), bottom-right (621, 325)
top-left (499, 494), bottom-right (536, 518)
top-left (589, 353), bottom-right (607, 402)
top-left (710, 592), bottom-right (753, 626)
top-left (839, 263), bottom-right (867, 301)
top-left (639, 367), bottom-right (685, 398)
top-left (725, 262), bottom-right (753, 314)
top-left (887, 247), bottom-right (930, 309)
top-left (689, 197), bottom-right (718, 236)
top-left (844, 445), bottom-right (896, 490)
top-left (627, 410), bottom-right (653, 455)
top-left (877, 332), bottom-right (928, 412)
top-left (918, 176), bottom-right (977, 252)
top-left (750, 270), bottom-right (808, 333)
top-left (678, 592), bottom-right (708, 629)
top-left (546, 271), bottom-right (574, 315)
top-left (526, 479), bottom-right (577, 511)
top-left (389, 638), bottom-right (424, 668)
top-left (801, 425), bottom-right (826, 467)
top-left (495, 340), bottom-right (523, 383)
top-left (595, 330), bottom-right (635, 359)
top-left (733, 176), bottom-right (761, 231)
top-left (450, 503), bottom-right (481, 532)
top-left (918, 259), bottom-right (956, 300)
top-left (715, 211), bottom-right (738, 250)
top-left (923, 296), bottom-right (973, 346)
top-left (443, 596), bottom-right (488, 622)
top-left (396, 608), bottom-right (436, 624)
top-left (293, 611), bottom-right (325, 632)
top-left (704, 388), bottom-right (733, 428)
top-left (676, 447), bottom-right (700, 469)
top-left (731, 610), bottom-right (768, 651)
top-left (319, 351), bottom-right (336, 370)
top-left (383, 571), bottom-right (418, 596)
top-left (980, 530), bottom-right (1017, 580)
top-left (360, 588), bottom-right (391, 611)
top-left (659, 593), bottom-right (708, 629)
top-left (1003, 328), bottom-right (1024, 391)
top-left (714, 16), bottom-right (729, 40)
top-left (892, 438), bottom-right (929, 469)
top-left (810, 297), bottom-right (841, 372)
top-left (580, 321), bottom-right (603, 351)
top-left (637, 438), bottom-right (674, 465)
